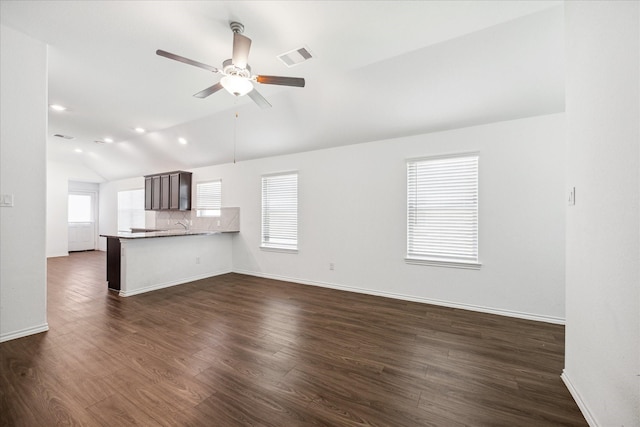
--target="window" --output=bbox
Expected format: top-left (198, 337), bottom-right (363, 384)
top-left (407, 153), bottom-right (480, 268)
top-left (117, 189), bottom-right (145, 232)
top-left (196, 180), bottom-right (222, 217)
top-left (261, 172), bottom-right (298, 251)
top-left (68, 193), bottom-right (93, 222)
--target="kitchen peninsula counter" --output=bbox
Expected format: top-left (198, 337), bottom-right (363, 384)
top-left (102, 229), bottom-right (223, 239)
top-left (101, 230), bottom-right (234, 296)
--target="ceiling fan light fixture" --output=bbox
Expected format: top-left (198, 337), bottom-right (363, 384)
top-left (220, 75), bottom-right (253, 97)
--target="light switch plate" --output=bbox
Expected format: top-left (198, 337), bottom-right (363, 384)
top-left (0, 194), bottom-right (14, 207)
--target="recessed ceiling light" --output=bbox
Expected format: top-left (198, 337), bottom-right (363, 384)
top-left (74, 148), bottom-right (83, 153)
top-left (135, 127), bottom-right (146, 133)
top-left (50, 104), bottom-right (67, 111)
top-left (178, 137), bottom-right (188, 145)
top-left (104, 137), bottom-right (114, 143)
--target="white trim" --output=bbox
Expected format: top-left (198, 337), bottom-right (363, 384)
top-left (405, 257), bottom-right (482, 270)
top-left (119, 269), bottom-right (232, 297)
top-left (406, 150), bottom-right (481, 164)
top-left (261, 170), bottom-right (299, 178)
top-left (47, 251), bottom-right (70, 258)
top-left (260, 246), bottom-right (298, 254)
top-left (561, 371), bottom-right (598, 426)
top-left (0, 323), bottom-right (49, 343)
top-left (232, 269), bottom-right (565, 325)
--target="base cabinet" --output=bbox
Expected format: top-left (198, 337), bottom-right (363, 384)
top-left (106, 237), bottom-right (121, 291)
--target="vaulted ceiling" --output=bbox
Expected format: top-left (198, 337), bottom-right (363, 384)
top-left (0, 1), bottom-right (564, 182)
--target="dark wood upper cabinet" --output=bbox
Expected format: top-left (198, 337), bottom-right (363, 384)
top-left (179, 172), bottom-right (192, 211)
top-left (160, 175), bottom-right (170, 210)
top-left (144, 177), bottom-right (152, 210)
top-left (144, 171), bottom-right (192, 211)
top-left (169, 173), bottom-right (180, 210)
top-left (151, 176), bottom-right (161, 210)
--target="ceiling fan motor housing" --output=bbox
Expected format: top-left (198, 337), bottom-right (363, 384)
top-left (222, 58), bottom-right (251, 78)
top-left (230, 21), bottom-right (244, 34)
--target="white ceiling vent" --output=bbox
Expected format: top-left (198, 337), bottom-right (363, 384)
top-left (277, 46), bottom-right (313, 67)
top-left (53, 134), bottom-right (74, 140)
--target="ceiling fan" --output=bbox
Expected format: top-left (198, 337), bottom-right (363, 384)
top-left (156, 22), bottom-right (305, 109)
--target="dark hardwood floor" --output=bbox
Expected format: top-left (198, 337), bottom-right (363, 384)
top-left (0, 251), bottom-right (587, 426)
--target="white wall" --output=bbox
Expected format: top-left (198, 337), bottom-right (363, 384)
top-left (47, 161), bottom-right (69, 257)
top-left (119, 234), bottom-right (233, 297)
top-left (178, 113), bottom-right (566, 322)
top-left (0, 25), bottom-right (48, 342)
top-left (564, 2), bottom-right (640, 426)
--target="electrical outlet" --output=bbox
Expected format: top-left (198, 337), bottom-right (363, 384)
top-left (329, 263), bottom-right (335, 271)
top-left (0, 194), bottom-right (14, 207)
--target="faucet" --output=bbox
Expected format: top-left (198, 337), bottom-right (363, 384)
top-left (176, 221), bottom-right (189, 230)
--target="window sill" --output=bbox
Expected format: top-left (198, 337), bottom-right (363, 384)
top-left (405, 257), bottom-right (481, 270)
top-left (260, 245), bottom-right (298, 254)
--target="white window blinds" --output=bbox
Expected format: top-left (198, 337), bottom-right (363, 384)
top-left (407, 154), bottom-right (479, 267)
top-left (196, 180), bottom-right (222, 217)
top-left (117, 189), bottom-right (145, 232)
top-left (261, 172), bottom-right (298, 250)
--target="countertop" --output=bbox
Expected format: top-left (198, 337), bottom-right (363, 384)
top-left (100, 229), bottom-right (225, 239)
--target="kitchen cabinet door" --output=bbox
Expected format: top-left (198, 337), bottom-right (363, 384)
top-left (179, 172), bottom-right (192, 211)
top-left (160, 174), bottom-right (170, 210)
top-left (151, 176), bottom-right (161, 210)
top-left (144, 177), bottom-right (152, 210)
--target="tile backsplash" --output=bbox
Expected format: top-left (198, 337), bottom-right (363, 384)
top-left (153, 207), bottom-right (240, 232)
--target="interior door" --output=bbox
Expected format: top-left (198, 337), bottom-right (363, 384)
top-left (68, 192), bottom-right (96, 251)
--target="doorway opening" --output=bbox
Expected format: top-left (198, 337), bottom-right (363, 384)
top-left (68, 182), bottom-right (98, 252)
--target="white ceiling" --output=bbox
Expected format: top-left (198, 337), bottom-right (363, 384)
top-left (0, 1), bottom-right (564, 182)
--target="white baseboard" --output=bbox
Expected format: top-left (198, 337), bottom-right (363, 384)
top-left (119, 269), bottom-right (232, 297)
top-left (0, 323), bottom-right (49, 343)
top-left (46, 251), bottom-right (69, 258)
top-left (232, 269), bottom-right (565, 325)
top-left (561, 371), bottom-right (597, 426)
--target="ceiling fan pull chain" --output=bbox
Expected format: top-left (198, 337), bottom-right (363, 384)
top-left (233, 111), bottom-right (238, 164)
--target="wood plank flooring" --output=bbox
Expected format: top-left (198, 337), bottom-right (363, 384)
top-left (0, 251), bottom-right (587, 426)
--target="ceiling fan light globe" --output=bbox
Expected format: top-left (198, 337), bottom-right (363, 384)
top-left (220, 75), bottom-right (253, 97)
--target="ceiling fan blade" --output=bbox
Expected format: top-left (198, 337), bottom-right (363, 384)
top-left (193, 82), bottom-right (223, 98)
top-left (156, 49), bottom-right (220, 73)
top-left (255, 75), bottom-right (305, 88)
top-left (232, 33), bottom-right (252, 69)
top-left (248, 88), bottom-right (272, 109)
